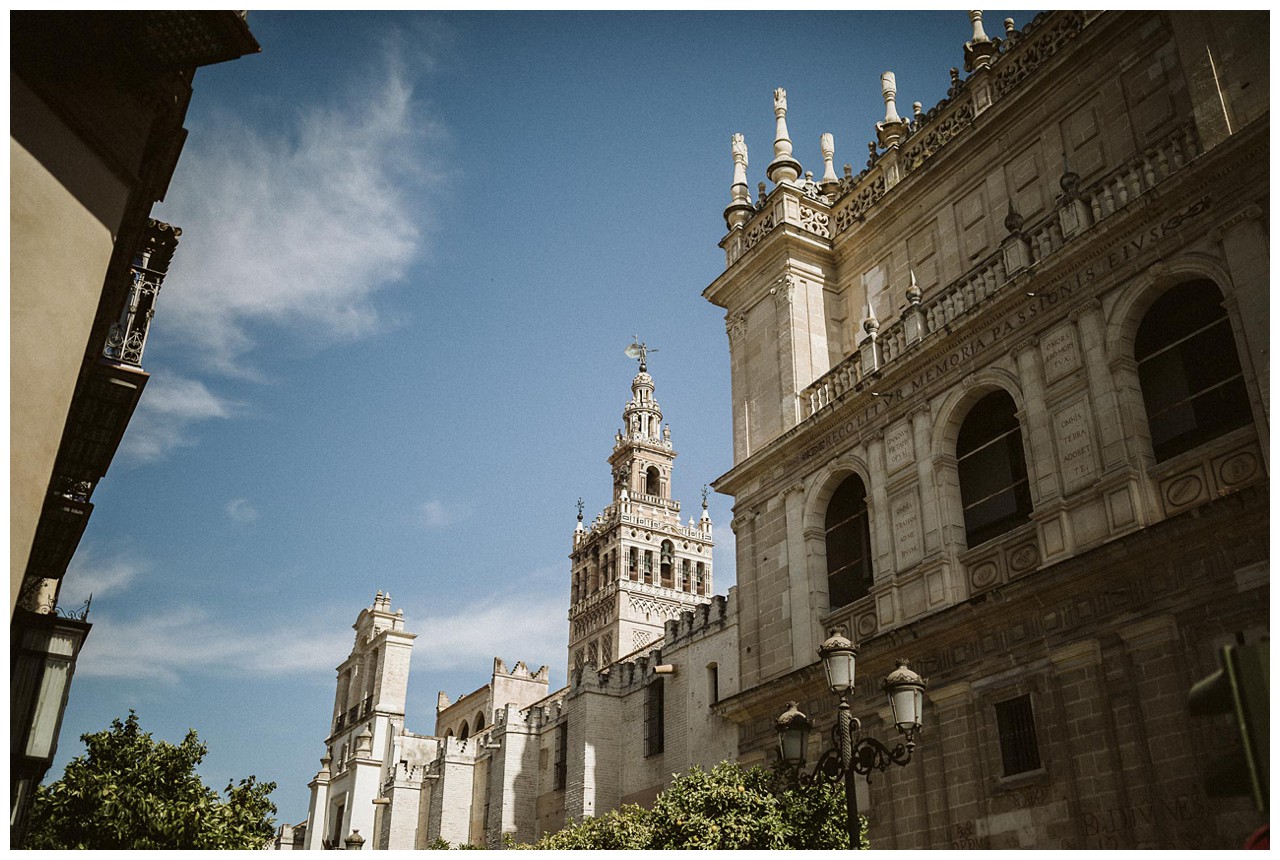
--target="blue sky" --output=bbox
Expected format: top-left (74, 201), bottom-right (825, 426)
top-left (52, 10), bottom-right (1037, 823)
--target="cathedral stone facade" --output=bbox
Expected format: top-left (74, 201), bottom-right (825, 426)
top-left (282, 10), bottom-right (1267, 851)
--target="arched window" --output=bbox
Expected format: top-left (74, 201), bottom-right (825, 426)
top-left (681, 558), bottom-right (691, 591)
top-left (957, 390), bottom-right (1031, 547)
top-left (824, 474), bottom-right (873, 608)
top-left (1135, 280), bottom-right (1251, 462)
top-left (474, 712), bottom-right (485, 732)
top-left (645, 466), bottom-right (660, 496)
top-left (643, 550), bottom-right (653, 584)
top-left (660, 541), bottom-right (674, 586)
top-left (458, 721), bottom-right (470, 741)
top-left (628, 547), bottom-right (639, 581)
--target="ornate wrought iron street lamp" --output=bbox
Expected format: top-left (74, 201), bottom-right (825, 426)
top-left (775, 629), bottom-right (927, 846)
top-left (10, 606), bottom-right (92, 844)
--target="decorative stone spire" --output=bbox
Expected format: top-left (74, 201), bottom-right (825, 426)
top-left (906, 268), bottom-right (922, 305)
top-left (724, 133), bottom-right (754, 231)
top-left (876, 72), bottom-right (910, 150)
top-left (622, 344), bottom-right (664, 444)
top-left (819, 133), bottom-right (839, 195)
top-left (964, 10), bottom-right (997, 72)
top-left (1004, 198), bottom-right (1025, 235)
top-left (767, 88), bottom-right (802, 184)
top-left (863, 306), bottom-right (881, 338)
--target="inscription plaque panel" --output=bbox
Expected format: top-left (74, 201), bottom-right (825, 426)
top-left (1055, 399), bottom-right (1097, 493)
top-left (1041, 323), bottom-right (1080, 384)
top-left (885, 422), bottom-right (915, 474)
top-left (891, 489), bottom-right (923, 568)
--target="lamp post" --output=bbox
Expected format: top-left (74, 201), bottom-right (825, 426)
top-left (774, 629), bottom-right (927, 847)
top-left (10, 606), bottom-right (92, 845)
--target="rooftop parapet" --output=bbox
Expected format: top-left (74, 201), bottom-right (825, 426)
top-left (719, 12), bottom-right (1099, 270)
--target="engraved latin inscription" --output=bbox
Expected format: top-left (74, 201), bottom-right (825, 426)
top-left (1041, 324), bottom-right (1080, 383)
top-left (885, 422), bottom-right (915, 474)
top-left (891, 491), bottom-right (923, 567)
top-left (1055, 401), bottom-right (1096, 493)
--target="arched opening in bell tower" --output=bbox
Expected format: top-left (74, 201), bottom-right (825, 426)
top-left (645, 466), bottom-right (660, 496)
top-left (660, 540), bottom-right (674, 586)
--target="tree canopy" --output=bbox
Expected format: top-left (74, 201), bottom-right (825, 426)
top-left (23, 711), bottom-right (277, 850)
top-left (507, 761), bottom-right (869, 850)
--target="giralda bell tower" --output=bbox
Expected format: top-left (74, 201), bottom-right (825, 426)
top-left (567, 344), bottom-right (714, 678)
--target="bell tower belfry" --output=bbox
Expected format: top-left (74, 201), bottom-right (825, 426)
top-left (568, 345), bottom-right (714, 678)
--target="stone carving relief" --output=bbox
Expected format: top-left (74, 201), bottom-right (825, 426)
top-left (799, 205), bottom-right (831, 238)
top-left (992, 11), bottom-right (1087, 98)
top-left (833, 174), bottom-right (887, 235)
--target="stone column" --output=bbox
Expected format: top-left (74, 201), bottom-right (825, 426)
top-left (1072, 300), bottom-right (1129, 468)
top-left (304, 757), bottom-right (333, 850)
top-left (911, 404), bottom-right (941, 556)
top-left (865, 435), bottom-right (893, 575)
top-left (726, 313), bottom-right (750, 462)
top-left (773, 276), bottom-right (801, 431)
top-left (1012, 337), bottom-right (1058, 502)
top-left (781, 482), bottom-right (814, 667)
top-left (1218, 206), bottom-right (1270, 465)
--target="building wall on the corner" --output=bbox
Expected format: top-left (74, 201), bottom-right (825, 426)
top-left (713, 10), bottom-right (1268, 851)
top-left (9, 76), bottom-right (129, 614)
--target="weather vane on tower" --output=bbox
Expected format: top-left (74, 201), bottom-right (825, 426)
top-left (625, 337), bottom-right (657, 372)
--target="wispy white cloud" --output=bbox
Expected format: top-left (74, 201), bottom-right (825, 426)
top-left (76, 607), bottom-right (353, 684)
top-left (225, 498), bottom-right (259, 523)
top-left (410, 591), bottom-right (567, 678)
top-left (418, 499), bottom-right (467, 529)
top-left (118, 373), bottom-right (237, 462)
top-left (155, 49), bottom-right (446, 376)
top-left (60, 549), bottom-right (149, 607)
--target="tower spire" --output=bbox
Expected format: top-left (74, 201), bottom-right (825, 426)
top-left (567, 351), bottom-right (715, 678)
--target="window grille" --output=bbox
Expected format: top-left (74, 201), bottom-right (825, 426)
top-left (957, 390), bottom-right (1032, 547)
top-left (554, 721), bottom-right (569, 789)
top-left (1136, 280), bottom-right (1251, 461)
top-left (645, 679), bottom-right (665, 757)
top-left (995, 694), bottom-right (1041, 776)
top-left (824, 474), bottom-right (874, 607)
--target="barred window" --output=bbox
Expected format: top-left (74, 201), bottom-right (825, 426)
top-left (995, 694), bottom-right (1041, 776)
top-left (957, 391), bottom-right (1032, 547)
top-left (644, 551), bottom-right (653, 584)
top-left (645, 679), bottom-right (665, 757)
top-left (1136, 280), bottom-right (1251, 462)
top-left (825, 474), bottom-right (873, 608)
top-left (554, 721), bottom-right (569, 790)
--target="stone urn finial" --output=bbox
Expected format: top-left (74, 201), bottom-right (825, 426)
top-left (767, 87), bottom-right (802, 184)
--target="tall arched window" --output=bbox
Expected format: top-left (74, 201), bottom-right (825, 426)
top-left (474, 712), bottom-right (485, 732)
top-left (458, 721), bottom-right (470, 741)
top-left (645, 466), bottom-right (660, 496)
top-left (825, 474), bottom-right (873, 608)
top-left (957, 390), bottom-right (1031, 547)
top-left (1135, 280), bottom-right (1251, 462)
top-left (660, 541), bottom-right (674, 586)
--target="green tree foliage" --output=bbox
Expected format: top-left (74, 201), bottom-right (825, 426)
top-left (23, 711), bottom-right (278, 850)
top-left (510, 761), bottom-right (870, 850)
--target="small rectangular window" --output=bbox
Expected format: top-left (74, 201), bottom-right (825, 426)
top-left (707, 664), bottom-right (719, 705)
top-left (995, 694), bottom-right (1041, 776)
top-left (554, 721), bottom-right (568, 790)
top-left (645, 679), bottom-right (665, 757)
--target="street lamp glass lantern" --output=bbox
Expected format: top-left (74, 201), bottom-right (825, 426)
top-left (882, 659), bottom-right (927, 735)
top-left (818, 630), bottom-right (858, 694)
top-left (774, 701), bottom-right (812, 767)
